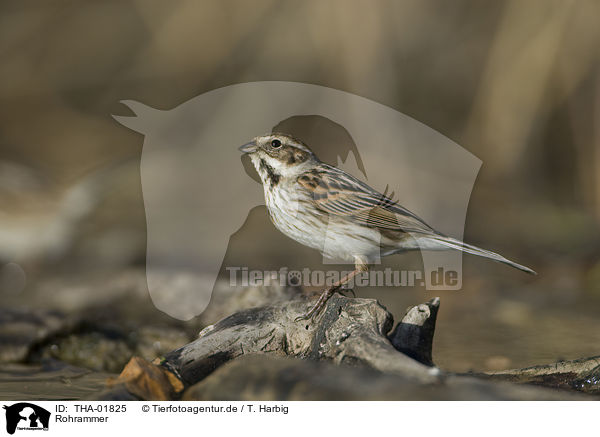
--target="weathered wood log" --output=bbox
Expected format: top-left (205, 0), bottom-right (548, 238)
top-left (93, 285), bottom-right (598, 400)
top-left (484, 356), bottom-right (600, 394)
top-left (160, 293), bottom-right (441, 388)
top-left (182, 354), bottom-right (590, 401)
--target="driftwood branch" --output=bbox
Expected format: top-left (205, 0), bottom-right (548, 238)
top-left (95, 285), bottom-right (597, 400)
top-left (161, 293), bottom-right (440, 388)
top-left (484, 356), bottom-right (600, 393)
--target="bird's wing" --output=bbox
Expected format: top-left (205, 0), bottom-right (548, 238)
top-left (297, 165), bottom-right (438, 235)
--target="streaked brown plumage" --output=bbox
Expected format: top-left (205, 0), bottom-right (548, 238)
top-left (240, 133), bottom-right (535, 320)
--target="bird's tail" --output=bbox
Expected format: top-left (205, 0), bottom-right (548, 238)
top-left (419, 235), bottom-right (536, 275)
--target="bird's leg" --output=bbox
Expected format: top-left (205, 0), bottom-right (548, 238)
top-left (295, 267), bottom-right (365, 321)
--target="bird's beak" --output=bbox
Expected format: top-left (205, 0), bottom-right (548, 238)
top-left (239, 141), bottom-right (258, 154)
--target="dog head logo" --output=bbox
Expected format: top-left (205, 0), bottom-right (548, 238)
top-left (113, 82), bottom-right (481, 320)
top-left (3, 403), bottom-right (50, 434)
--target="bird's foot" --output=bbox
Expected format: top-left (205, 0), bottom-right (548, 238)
top-left (294, 286), bottom-right (337, 321)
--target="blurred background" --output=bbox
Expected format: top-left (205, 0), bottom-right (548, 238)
top-left (0, 0), bottom-right (599, 399)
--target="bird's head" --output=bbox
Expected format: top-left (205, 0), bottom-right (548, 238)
top-left (239, 133), bottom-right (317, 186)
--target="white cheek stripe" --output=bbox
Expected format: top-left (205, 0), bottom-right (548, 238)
top-left (253, 153), bottom-right (310, 179)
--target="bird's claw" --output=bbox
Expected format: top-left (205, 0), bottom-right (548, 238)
top-left (294, 313), bottom-right (311, 322)
top-left (294, 287), bottom-right (337, 322)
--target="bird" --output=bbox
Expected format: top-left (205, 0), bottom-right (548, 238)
top-left (239, 133), bottom-right (536, 320)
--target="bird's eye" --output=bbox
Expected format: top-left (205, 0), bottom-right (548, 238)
top-left (271, 139), bottom-right (282, 148)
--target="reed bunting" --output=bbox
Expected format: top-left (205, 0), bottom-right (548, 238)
top-left (240, 134), bottom-right (535, 320)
